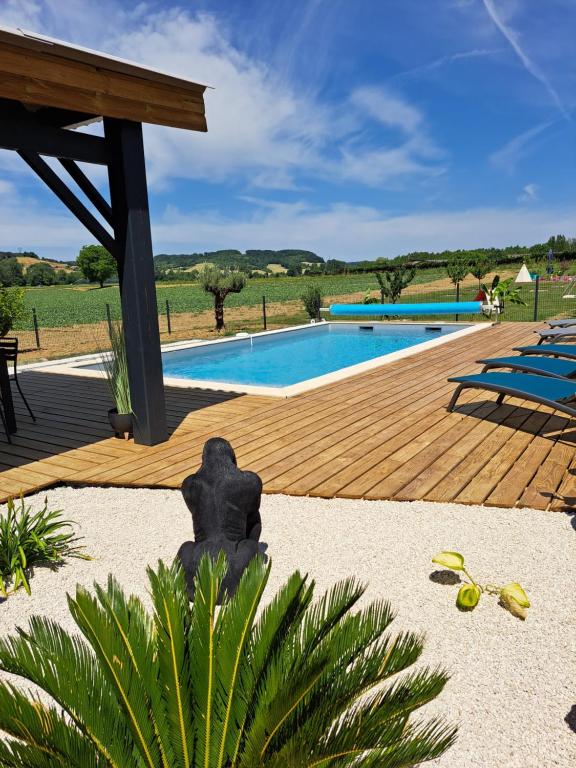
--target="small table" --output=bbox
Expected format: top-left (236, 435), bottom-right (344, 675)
top-left (0, 351), bottom-right (16, 434)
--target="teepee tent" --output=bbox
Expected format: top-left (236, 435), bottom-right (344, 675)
top-left (515, 263), bottom-right (533, 283)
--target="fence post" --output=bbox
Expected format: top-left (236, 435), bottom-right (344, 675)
top-left (455, 282), bottom-right (460, 322)
top-left (105, 303), bottom-right (113, 338)
top-left (166, 299), bottom-right (171, 334)
top-left (533, 275), bottom-right (540, 322)
top-left (32, 308), bottom-right (40, 349)
top-left (262, 295), bottom-right (267, 330)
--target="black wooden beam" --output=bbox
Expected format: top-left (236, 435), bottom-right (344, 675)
top-left (0, 117), bottom-right (108, 164)
top-left (59, 158), bottom-right (113, 225)
top-left (18, 151), bottom-right (115, 254)
top-left (104, 117), bottom-right (167, 446)
top-left (0, 98), bottom-right (97, 129)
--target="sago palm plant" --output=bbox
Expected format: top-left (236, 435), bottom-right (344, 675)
top-left (0, 555), bottom-right (456, 767)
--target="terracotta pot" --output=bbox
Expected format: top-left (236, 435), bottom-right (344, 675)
top-left (108, 408), bottom-right (133, 439)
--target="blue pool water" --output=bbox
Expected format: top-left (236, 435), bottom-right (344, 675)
top-left (157, 323), bottom-right (466, 387)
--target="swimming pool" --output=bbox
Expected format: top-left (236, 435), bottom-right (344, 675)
top-left (67, 321), bottom-right (486, 397)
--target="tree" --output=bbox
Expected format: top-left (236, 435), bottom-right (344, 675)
top-left (374, 265), bottom-right (416, 303)
top-left (301, 284), bottom-right (323, 319)
top-left (0, 288), bottom-right (26, 337)
top-left (0, 259), bottom-right (24, 287)
top-left (26, 262), bottom-right (55, 286)
top-left (469, 253), bottom-right (493, 288)
top-left (201, 266), bottom-right (246, 330)
top-left (76, 244), bottom-right (116, 287)
top-left (446, 256), bottom-right (469, 302)
top-left (0, 555), bottom-right (456, 767)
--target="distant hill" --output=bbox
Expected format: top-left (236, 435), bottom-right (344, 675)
top-left (154, 249), bottom-right (323, 272)
top-left (0, 251), bottom-right (73, 272)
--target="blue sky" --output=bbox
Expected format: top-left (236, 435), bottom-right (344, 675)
top-left (0, 0), bottom-right (575, 261)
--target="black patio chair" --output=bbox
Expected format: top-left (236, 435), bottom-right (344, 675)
top-left (0, 337), bottom-right (35, 421)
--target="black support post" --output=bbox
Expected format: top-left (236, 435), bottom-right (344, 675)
top-left (32, 308), bottom-right (40, 349)
top-left (166, 299), bottom-right (172, 334)
top-left (262, 295), bottom-right (267, 330)
top-left (104, 118), bottom-right (167, 445)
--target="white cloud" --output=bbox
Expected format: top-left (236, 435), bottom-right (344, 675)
top-left (2, 192), bottom-right (573, 262)
top-left (518, 183), bottom-right (538, 202)
top-left (149, 201), bottom-right (575, 260)
top-left (351, 87), bottom-right (423, 135)
top-left (0, 5), bottom-right (445, 191)
top-left (481, 0), bottom-right (569, 119)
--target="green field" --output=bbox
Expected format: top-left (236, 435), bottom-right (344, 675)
top-left (13, 270), bottom-right (573, 330)
top-left (14, 274), bottom-right (415, 329)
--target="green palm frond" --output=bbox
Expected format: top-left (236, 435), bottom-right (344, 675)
top-left (0, 555), bottom-right (456, 767)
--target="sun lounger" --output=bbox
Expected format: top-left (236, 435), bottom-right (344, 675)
top-left (513, 344), bottom-right (576, 360)
top-left (547, 318), bottom-right (576, 328)
top-left (447, 372), bottom-right (576, 418)
top-left (477, 355), bottom-right (576, 379)
top-left (536, 327), bottom-right (576, 344)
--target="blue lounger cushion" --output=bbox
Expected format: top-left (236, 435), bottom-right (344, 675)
top-left (514, 344), bottom-right (576, 359)
top-left (447, 372), bottom-right (576, 417)
top-left (478, 355), bottom-right (576, 378)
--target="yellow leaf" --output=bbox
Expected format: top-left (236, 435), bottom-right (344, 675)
top-left (432, 551), bottom-right (465, 571)
top-left (501, 582), bottom-right (530, 608)
top-left (456, 583), bottom-right (481, 610)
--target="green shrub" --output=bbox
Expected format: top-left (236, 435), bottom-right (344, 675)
top-left (0, 555), bottom-right (455, 766)
top-left (0, 496), bottom-right (89, 597)
top-left (0, 287), bottom-right (26, 337)
top-left (301, 283), bottom-right (323, 318)
top-left (374, 266), bottom-right (416, 303)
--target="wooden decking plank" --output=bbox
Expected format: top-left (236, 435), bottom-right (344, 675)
top-left (362, 399), bottom-right (508, 500)
top-left (452, 405), bottom-right (551, 505)
top-left (408, 395), bottom-right (547, 501)
top-left (0, 322), bottom-right (572, 507)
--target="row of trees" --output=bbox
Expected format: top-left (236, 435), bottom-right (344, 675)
top-left (0, 246), bottom-right (117, 288)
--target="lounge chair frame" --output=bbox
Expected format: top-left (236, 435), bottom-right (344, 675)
top-left (447, 378), bottom-right (576, 418)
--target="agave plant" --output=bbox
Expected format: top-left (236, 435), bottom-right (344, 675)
top-left (99, 320), bottom-right (131, 414)
top-left (0, 555), bottom-right (456, 767)
top-left (0, 495), bottom-right (89, 597)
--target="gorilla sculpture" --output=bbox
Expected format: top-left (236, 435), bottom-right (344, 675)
top-left (176, 437), bottom-right (262, 601)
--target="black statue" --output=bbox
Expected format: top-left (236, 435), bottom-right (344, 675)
top-left (177, 437), bottom-right (262, 601)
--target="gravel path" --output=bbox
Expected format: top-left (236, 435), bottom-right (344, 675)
top-left (1, 487), bottom-right (574, 767)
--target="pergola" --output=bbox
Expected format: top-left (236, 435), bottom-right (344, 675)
top-left (0, 25), bottom-right (208, 445)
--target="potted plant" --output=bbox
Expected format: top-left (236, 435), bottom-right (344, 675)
top-left (481, 274), bottom-right (526, 322)
top-left (99, 321), bottom-right (132, 438)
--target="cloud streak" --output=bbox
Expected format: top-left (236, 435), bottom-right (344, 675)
top-left (482, 0), bottom-right (569, 119)
top-left (490, 120), bottom-right (554, 171)
top-left (391, 48), bottom-right (500, 81)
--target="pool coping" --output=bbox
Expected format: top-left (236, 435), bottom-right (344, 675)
top-left (29, 320), bottom-right (493, 398)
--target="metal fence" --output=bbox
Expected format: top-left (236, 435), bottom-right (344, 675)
top-left (12, 272), bottom-right (576, 364)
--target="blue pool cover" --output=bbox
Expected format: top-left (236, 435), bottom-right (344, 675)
top-left (329, 301), bottom-right (483, 316)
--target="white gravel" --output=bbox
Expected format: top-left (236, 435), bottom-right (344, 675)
top-left (1, 487), bottom-right (575, 767)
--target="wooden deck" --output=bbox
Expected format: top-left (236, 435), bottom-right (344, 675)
top-left (1, 322), bottom-right (575, 511)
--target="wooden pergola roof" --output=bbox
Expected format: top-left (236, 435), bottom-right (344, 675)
top-left (0, 25), bottom-right (208, 131)
top-left (0, 26), bottom-right (210, 446)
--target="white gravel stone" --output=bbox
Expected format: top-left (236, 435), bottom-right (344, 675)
top-left (1, 487), bottom-right (575, 767)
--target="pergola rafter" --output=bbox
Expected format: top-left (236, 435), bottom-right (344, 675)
top-left (0, 25), bottom-right (209, 445)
